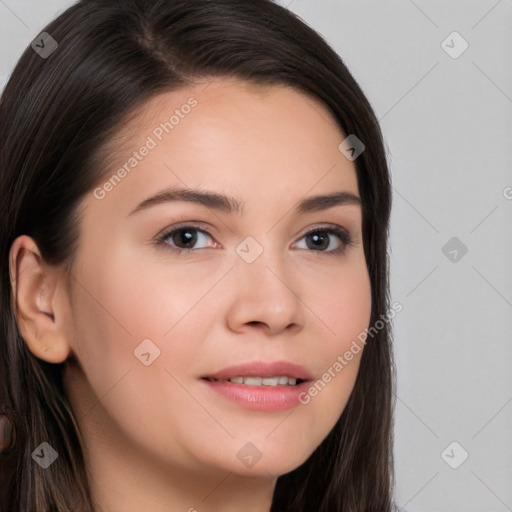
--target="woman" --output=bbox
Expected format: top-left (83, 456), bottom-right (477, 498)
top-left (0, 0), bottom-right (396, 510)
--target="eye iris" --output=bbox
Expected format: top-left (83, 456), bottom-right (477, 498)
top-left (307, 231), bottom-right (329, 250)
top-left (173, 228), bottom-right (197, 248)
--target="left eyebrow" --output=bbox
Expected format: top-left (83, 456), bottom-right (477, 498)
top-left (296, 191), bottom-right (361, 214)
top-left (127, 186), bottom-right (361, 217)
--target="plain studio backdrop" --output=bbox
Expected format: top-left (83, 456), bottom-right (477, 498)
top-left (1, 1), bottom-right (511, 511)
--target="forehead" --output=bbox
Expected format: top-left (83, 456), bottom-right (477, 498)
top-left (101, 77), bottom-right (346, 165)
top-left (89, 77), bottom-right (360, 216)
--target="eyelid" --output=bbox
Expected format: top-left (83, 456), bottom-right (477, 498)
top-left (294, 222), bottom-right (349, 240)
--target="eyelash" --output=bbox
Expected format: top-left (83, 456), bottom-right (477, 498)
top-left (154, 222), bottom-right (354, 257)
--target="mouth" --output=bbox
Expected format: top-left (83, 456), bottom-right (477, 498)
top-left (201, 360), bottom-right (313, 385)
top-left (201, 376), bottom-right (307, 386)
top-left (199, 361), bottom-right (313, 411)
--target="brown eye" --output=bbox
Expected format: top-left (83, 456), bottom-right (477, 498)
top-left (306, 231), bottom-right (330, 250)
top-left (295, 227), bottom-right (352, 255)
top-left (156, 224), bottom-right (215, 254)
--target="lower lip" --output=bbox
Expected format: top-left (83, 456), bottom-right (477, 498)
top-left (200, 379), bottom-right (310, 411)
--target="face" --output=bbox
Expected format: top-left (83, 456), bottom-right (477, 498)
top-left (62, 78), bottom-right (371, 480)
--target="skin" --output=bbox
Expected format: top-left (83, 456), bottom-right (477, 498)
top-left (10, 78), bottom-right (371, 512)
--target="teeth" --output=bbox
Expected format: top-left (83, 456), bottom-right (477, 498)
top-left (244, 376), bottom-right (262, 386)
top-left (224, 376), bottom-right (298, 386)
top-left (206, 376), bottom-right (300, 386)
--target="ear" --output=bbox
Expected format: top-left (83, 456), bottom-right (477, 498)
top-left (9, 235), bottom-right (72, 364)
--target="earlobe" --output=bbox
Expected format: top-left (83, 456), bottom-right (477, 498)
top-left (9, 235), bottom-right (72, 364)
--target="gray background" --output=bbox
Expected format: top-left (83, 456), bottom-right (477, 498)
top-left (1, 1), bottom-right (511, 510)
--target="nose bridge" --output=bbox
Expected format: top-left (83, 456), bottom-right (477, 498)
top-left (235, 233), bottom-right (289, 291)
top-left (227, 234), bottom-right (304, 333)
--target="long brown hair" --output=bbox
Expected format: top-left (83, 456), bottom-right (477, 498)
top-left (0, 1), bottom-right (396, 510)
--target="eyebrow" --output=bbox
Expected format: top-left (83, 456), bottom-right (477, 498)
top-left (128, 187), bottom-right (361, 217)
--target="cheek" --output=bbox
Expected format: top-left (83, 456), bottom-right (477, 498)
top-left (313, 256), bottom-right (372, 353)
top-left (66, 250), bottom-right (213, 458)
top-left (72, 246), bottom-right (205, 346)
top-left (298, 259), bottom-right (371, 421)
top-left (66, 249), bottom-right (158, 407)
top-left (68, 247), bottom-right (216, 402)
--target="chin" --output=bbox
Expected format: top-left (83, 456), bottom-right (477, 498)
top-left (222, 443), bottom-right (316, 479)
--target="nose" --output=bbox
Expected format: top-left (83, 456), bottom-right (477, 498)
top-left (225, 248), bottom-right (305, 336)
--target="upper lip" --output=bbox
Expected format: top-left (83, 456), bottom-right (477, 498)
top-left (203, 361), bottom-right (314, 381)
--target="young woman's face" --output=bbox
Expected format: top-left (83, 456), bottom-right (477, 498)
top-left (63, 78), bottom-right (371, 480)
